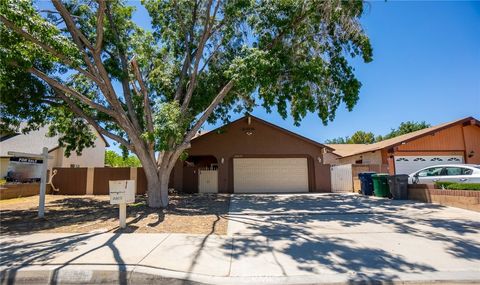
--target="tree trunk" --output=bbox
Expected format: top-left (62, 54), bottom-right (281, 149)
top-left (146, 174), bottom-right (163, 208)
top-left (143, 163), bottom-right (172, 208)
top-left (135, 144), bottom-right (184, 208)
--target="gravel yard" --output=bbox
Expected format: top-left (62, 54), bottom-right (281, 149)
top-left (0, 194), bottom-right (230, 235)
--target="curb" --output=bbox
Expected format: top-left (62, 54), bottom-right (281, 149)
top-left (1, 264), bottom-right (480, 285)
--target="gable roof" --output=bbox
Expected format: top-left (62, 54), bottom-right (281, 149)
top-left (339, 116), bottom-right (479, 158)
top-left (192, 114), bottom-right (334, 151)
top-left (325, 144), bottom-right (371, 157)
top-left (0, 125), bottom-right (109, 157)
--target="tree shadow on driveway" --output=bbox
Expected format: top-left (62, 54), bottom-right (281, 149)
top-left (226, 193), bottom-right (480, 282)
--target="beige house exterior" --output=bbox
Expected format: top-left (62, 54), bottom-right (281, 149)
top-left (0, 125), bottom-right (107, 180)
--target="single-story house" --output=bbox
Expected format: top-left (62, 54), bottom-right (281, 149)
top-left (0, 125), bottom-right (108, 181)
top-left (171, 115), bottom-right (333, 194)
top-left (327, 117), bottom-right (480, 175)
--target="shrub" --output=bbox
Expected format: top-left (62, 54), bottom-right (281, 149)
top-left (434, 181), bottom-right (455, 189)
top-left (447, 183), bottom-right (480, 191)
top-left (435, 181), bottom-right (480, 191)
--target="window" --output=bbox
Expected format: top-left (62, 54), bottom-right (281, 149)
top-left (444, 167), bottom-right (462, 176)
top-left (445, 167), bottom-right (473, 176)
top-left (417, 167), bottom-right (443, 177)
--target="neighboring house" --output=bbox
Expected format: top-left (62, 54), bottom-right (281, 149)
top-left (323, 144), bottom-right (371, 165)
top-left (170, 115), bottom-right (334, 194)
top-left (327, 117), bottom-right (480, 175)
top-left (0, 125), bottom-right (108, 180)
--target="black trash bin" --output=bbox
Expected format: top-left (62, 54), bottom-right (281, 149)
top-left (358, 172), bottom-right (376, 196)
top-left (388, 174), bottom-right (409, 200)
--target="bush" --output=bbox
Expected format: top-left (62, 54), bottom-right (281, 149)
top-left (447, 183), bottom-right (480, 191)
top-left (435, 181), bottom-right (480, 191)
top-left (435, 181), bottom-right (455, 189)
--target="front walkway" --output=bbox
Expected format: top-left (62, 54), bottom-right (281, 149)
top-left (1, 193), bottom-right (480, 284)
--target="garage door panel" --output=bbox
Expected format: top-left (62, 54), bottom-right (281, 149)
top-left (394, 155), bottom-right (464, 175)
top-left (233, 158), bottom-right (308, 193)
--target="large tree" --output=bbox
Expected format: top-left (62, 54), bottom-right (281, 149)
top-left (0, 0), bottom-right (372, 207)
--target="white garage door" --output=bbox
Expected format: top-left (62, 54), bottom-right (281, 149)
top-left (394, 155), bottom-right (464, 175)
top-left (233, 158), bottom-right (309, 193)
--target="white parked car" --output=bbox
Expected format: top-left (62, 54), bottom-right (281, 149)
top-left (408, 164), bottom-right (480, 184)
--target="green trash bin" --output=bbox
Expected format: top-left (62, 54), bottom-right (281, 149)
top-left (372, 173), bottom-right (390, 197)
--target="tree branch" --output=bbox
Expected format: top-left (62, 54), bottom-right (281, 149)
top-left (0, 15), bottom-right (101, 85)
top-left (94, 0), bottom-right (106, 54)
top-left (131, 58), bottom-right (154, 134)
top-left (53, 88), bottom-right (133, 151)
top-left (184, 79), bottom-right (234, 142)
top-left (198, 37), bottom-right (223, 75)
top-left (174, 0), bottom-right (199, 101)
top-left (51, 0), bottom-right (93, 51)
top-left (105, 1), bottom-right (141, 132)
top-left (51, 0), bottom-right (101, 81)
top-left (181, 0), bottom-right (214, 111)
top-left (27, 66), bottom-right (115, 118)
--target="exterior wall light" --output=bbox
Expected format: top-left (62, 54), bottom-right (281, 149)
top-left (221, 157), bottom-right (225, 164)
top-left (468, 151), bottom-right (475, 158)
top-left (317, 157), bottom-right (322, 164)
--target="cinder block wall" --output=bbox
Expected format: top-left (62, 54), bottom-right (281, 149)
top-left (408, 185), bottom-right (480, 212)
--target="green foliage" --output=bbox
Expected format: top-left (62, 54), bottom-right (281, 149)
top-left (105, 150), bottom-right (141, 167)
top-left (349, 131), bottom-right (376, 144)
top-left (151, 101), bottom-right (191, 151)
top-left (325, 136), bottom-right (349, 144)
top-left (1, 0), bottom-right (373, 158)
top-left (383, 121), bottom-right (431, 140)
top-left (325, 130), bottom-right (375, 144)
top-left (325, 121), bottom-right (430, 144)
top-left (435, 181), bottom-right (480, 191)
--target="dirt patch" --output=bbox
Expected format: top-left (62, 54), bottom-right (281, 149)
top-left (0, 194), bottom-right (230, 235)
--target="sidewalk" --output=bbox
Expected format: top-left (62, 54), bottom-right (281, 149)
top-left (1, 231), bottom-right (480, 285)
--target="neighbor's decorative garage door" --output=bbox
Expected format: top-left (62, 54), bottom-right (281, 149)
top-left (394, 155), bottom-right (464, 175)
top-left (233, 158), bottom-right (309, 193)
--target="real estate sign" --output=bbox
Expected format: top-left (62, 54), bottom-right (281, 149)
top-left (109, 180), bottom-right (135, 204)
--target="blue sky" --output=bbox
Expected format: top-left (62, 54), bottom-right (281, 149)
top-left (123, 1), bottom-right (480, 149)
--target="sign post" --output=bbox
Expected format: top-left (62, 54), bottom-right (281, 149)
top-left (8, 148), bottom-right (52, 218)
top-left (109, 180), bottom-right (135, 228)
top-left (38, 147), bottom-right (49, 218)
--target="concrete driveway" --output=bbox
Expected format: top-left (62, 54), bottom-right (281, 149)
top-left (226, 193), bottom-right (480, 281)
